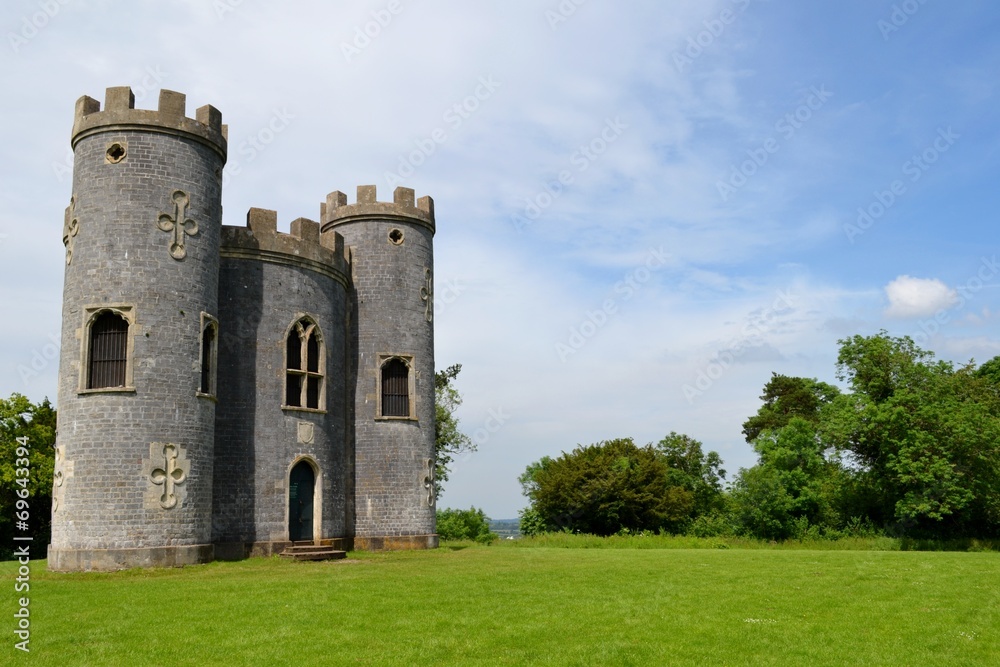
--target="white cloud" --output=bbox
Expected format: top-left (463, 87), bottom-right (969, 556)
top-left (884, 276), bottom-right (957, 319)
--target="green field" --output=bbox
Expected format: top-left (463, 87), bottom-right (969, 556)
top-left (4, 545), bottom-right (998, 665)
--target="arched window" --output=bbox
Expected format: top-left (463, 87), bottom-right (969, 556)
top-left (88, 311), bottom-right (129, 389)
top-left (285, 319), bottom-right (324, 410)
top-left (380, 357), bottom-right (411, 418)
top-left (198, 313), bottom-right (219, 397)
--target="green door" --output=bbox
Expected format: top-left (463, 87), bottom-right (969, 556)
top-left (288, 461), bottom-right (315, 542)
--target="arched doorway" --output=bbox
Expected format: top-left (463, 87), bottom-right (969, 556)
top-left (288, 460), bottom-right (315, 542)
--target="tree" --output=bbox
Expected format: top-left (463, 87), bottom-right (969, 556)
top-left (1, 394), bottom-right (56, 558)
top-left (732, 334), bottom-right (1000, 540)
top-left (517, 455), bottom-right (554, 499)
top-left (734, 374), bottom-right (847, 538)
top-left (834, 331), bottom-right (933, 403)
top-left (654, 432), bottom-right (726, 516)
top-left (517, 456), bottom-right (554, 536)
top-left (433, 364), bottom-right (474, 499)
top-left (732, 417), bottom-right (843, 539)
top-left (730, 464), bottom-right (795, 540)
top-left (974, 355), bottom-right (1000, 404)
top-left (822, 332), bottom-right (1000, 536)
top-left (435, 506), bottom-right (497, 543)
top-left (519, 436), bottom-right (724, 536)
top-left (517, 506), bottom-right (548, 537)
top-left (974, 355), bottom-right (1000, 387)
top-left (741, 373), bottom-right (840, 442)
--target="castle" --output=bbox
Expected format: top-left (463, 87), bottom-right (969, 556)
top-left (48, 87), bottom-right (438, 571)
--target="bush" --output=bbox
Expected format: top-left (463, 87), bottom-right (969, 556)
top-left (518, 506), bottom-right (547, 537)
top-left (686, 512), bottom-right (737, 538)
top-left (436, 507), bottom-right (498, 543)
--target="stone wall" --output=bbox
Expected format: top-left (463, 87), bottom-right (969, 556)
top-left (213, 209), bottom-right (352, 553)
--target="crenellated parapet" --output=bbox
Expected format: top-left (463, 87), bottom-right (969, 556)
top-left (321, 185), bottom-right (435, 235)
top-left (72, 86), bottom-right (228, 161)
top-left (221, 208), bottom-right (351, 287)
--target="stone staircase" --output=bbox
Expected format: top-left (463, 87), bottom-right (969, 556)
top-left (279, 542), bottom-right (347, 562)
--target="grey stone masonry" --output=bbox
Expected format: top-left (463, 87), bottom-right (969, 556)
top-left (50, 88), bottom-right (439, 572)
top-left (322, 186), bottom-right (437, 538)
top-left (214, 209), bottom-right (351, 550)
top-left (50, 88), bottom-right (226, 571)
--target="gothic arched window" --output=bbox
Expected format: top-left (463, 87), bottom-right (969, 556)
top-left (198, 313), bottom-right (219, 397)
top-left (285, 318), bottom-right (324, 410)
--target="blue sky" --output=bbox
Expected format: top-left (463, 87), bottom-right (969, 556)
top-left (2, 0), bottom-right (999, 519)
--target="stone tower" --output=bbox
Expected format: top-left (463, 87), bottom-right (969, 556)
top-left (49, 87), bottom-right (226, 570)
top-left (322, 186), bottom-right (437, 548)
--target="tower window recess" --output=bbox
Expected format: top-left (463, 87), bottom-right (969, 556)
top-left (198, 313), bottom-right (219, 397)
top-left (88, 311), bottom-right (129, 389)
top-left (105, 142), bottom-right (126, 163)
top-left (380, 357), bottom-right (411, 418)
top-left (285, 319), bottom-right (324, 410)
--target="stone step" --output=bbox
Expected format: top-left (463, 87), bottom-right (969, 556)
top-left (279, 544), bottom-right (347, 561)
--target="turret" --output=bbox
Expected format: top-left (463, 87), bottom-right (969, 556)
top-left (49, 87), bottom-right (226, 571)
top-left (321, 186), bottom-right (438, 548)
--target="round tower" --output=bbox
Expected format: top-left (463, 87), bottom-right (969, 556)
top-left (49, 87), bottom-right (227, 571)
top-left (321, 185), bottom-right (438, 549)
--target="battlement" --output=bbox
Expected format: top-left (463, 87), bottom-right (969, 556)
top-left (221, 208), bottom-right (351, 287)
top-left (72, 87), bottom-right (228, 160)
top-left (321, 186), bottom-right (435, 234)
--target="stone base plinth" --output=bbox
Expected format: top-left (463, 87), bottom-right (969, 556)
top-left (47, 544), bottom-right (214, 572)
top-left (48, 535), bottom-right (438, 571)
top-left (353, 534), bottom-right (439, 551)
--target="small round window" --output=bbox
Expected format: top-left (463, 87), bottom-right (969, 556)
top-left (106, 142), bottom-right (126, 164)
top-left (388, 228), bottom-right (404, 245)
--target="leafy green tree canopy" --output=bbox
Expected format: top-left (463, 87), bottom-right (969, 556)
top-left (655, 432), bottom-right (726, 515)
top-left (435, 506), bottom-right (497, 543)
top-left (1, 393), bottom-right (56, 557)
top-left (741, 373), bottom-right (840, 442)
top-left (520, 435), bottom-right (724, 536)
top-left (822, 332), bottom-right (1000, 535)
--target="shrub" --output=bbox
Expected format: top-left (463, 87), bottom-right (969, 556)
top-left (436, 507), bottom-right (498, 543)
top-left (518, 506), bottom-right (547, 537)
top-left (686, 512), bottom-right (737, 538)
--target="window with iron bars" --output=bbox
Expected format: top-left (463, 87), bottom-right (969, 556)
top-left (380, 357), bottom-right (411, 418)
top-left (88, 311), bottom-right (128, 389)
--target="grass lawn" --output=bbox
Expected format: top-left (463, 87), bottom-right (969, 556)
top-left (4, 546), bottom-right (998, 665)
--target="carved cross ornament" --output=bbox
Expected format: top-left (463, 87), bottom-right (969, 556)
top-left (63, 196), bottom-right (79, 265)
top-left (423, 458), bottom-right (435, 507)
top-left (420, 268), bottom-right (433, 323)
top-left (157, 190), bottom-right (198, 260)
top-left (148, 443), bottom-right (189, 509)
top-left (52, 445), bottom-right (74, 513)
